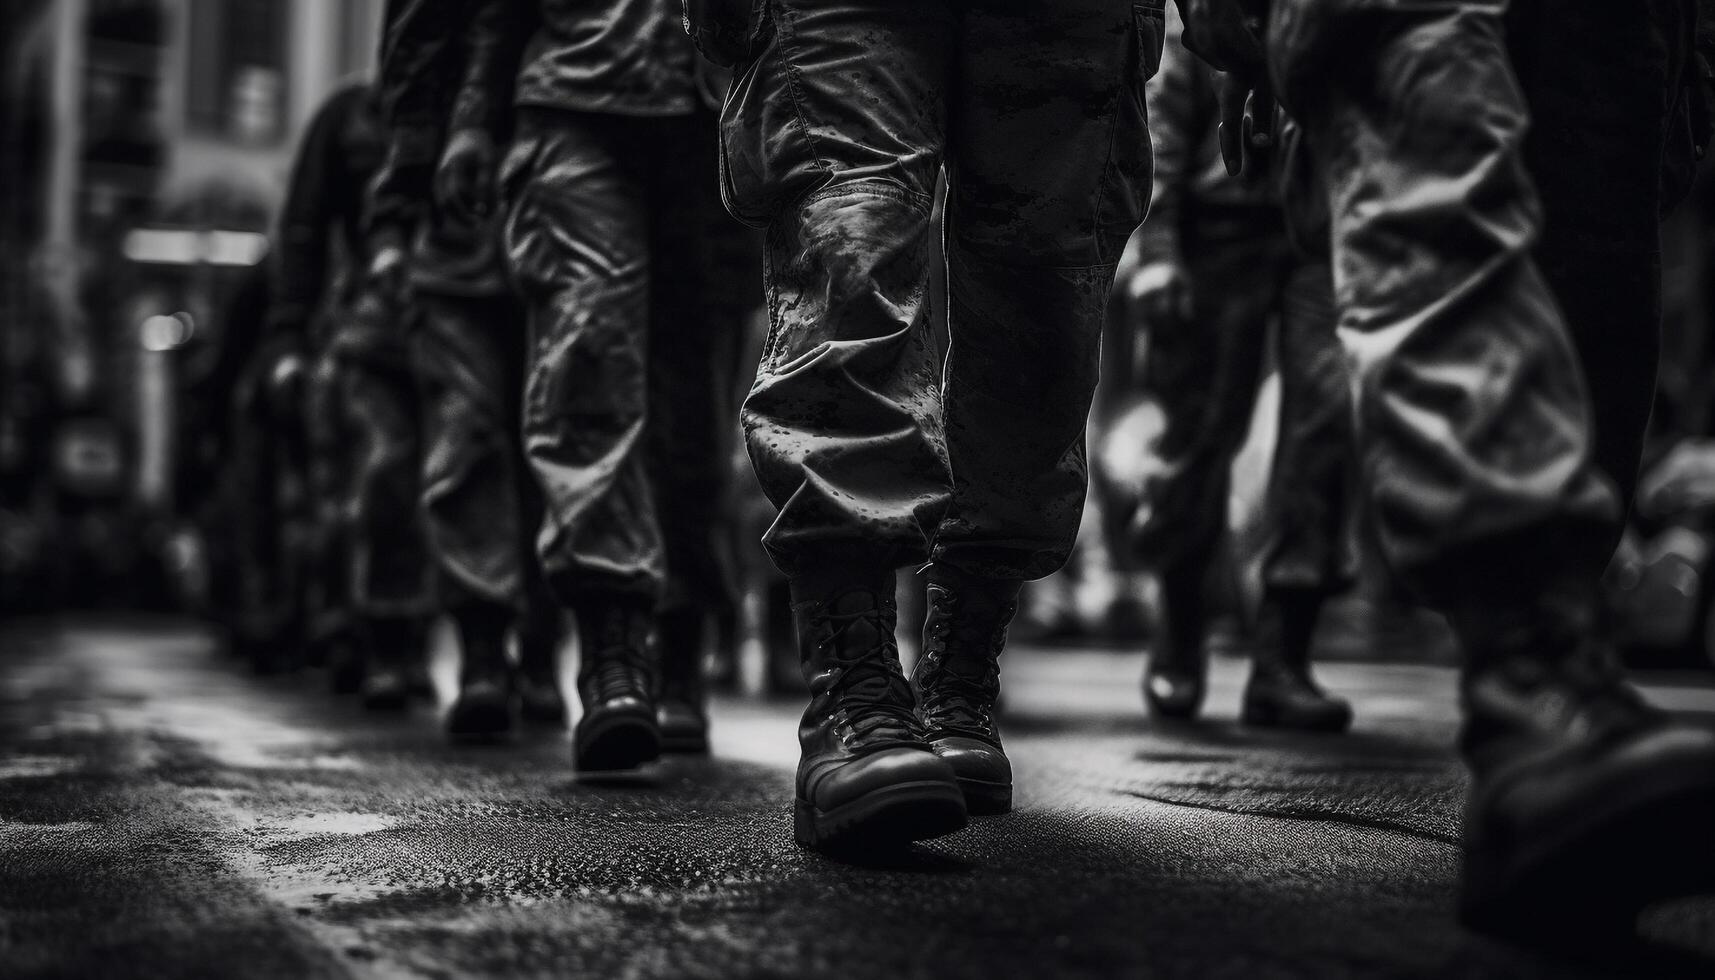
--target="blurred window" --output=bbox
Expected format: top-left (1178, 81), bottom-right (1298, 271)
top-left (185, 0), bottom-right (289, 145)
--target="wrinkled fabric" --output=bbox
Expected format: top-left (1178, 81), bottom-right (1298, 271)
top-left (411, 289), bottom-right (537, 608)
top-left (1508, 0), bottom-right (1691, 518)
top-left (1127, 210), bottom-right (1355, 592)
top-left (514, 0), bottom-right (698, 117)
top-left (1132, 1), bottom-right (1275, 267)
top-left (723, 0), bottom-right (1161, 581)
top-left (1265, 0), bottom-right (1622, 607)
top-left (504, 106), bottom-right (748, 608)
top-left (327, 293), bottom-right (438, 619)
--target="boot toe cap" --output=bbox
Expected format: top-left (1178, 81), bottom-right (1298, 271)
top-left (931, 734), bottom-right (1011, 785)
top-left (802, 746), bottom-right (958, 811)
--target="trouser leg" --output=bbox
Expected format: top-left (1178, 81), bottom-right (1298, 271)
top-left (723, 0), bottom-right (956, 577)
top-left (1138, 214), bottom-right (1284, 571)
top-left (1267, 0), bottom-right (1620, 616)
top-left (931, 0), bottom-right (1162, 581)
top-left (503, 109), bottom-right (663, 604)
top-left (412, 288), bottom-right (531, 610)
top-left (1260, 256), bottom-right (1358, 595)
top-left (332, 298), bottom-right (437, 620)
top-left (1509, 0), bottom-right (1682, 518)
top-left (645, 107), bottom-right (746, 620)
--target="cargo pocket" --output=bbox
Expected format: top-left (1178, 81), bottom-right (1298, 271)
top-left (717, 0), bottom-right (779, 228)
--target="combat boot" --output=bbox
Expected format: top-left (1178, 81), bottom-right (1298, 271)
top-left (572, 595), bottom-right (660, 771)
top-left (791, 571), bottom-right (966, 851)
top-left (656, 608), bottom-right (710, 754)
top-left (1241, 591), bottom-right (1353, 733)
top-left (359, 617), bottom-right (420, 711)
top-left (1453, 612), bottom-right (1715, 947)
top-left (913, 564), bottom-right (1021, 815)
top-left (446, 603), bottom-right (516, 738)
top-left (516, 598), bottom-right (567, 728)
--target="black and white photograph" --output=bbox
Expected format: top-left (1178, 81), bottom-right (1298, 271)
top-left (1, 0), bottom-right (1713, 976)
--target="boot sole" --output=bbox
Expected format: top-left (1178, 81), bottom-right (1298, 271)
top-left (447, 697), bottom-right (515, 739)
top-left (660, 730), bottom-right (711, 755)
top-left (575, 712), bottom-right (661, 771)
top-left (794, 781), bottom-right (968, 851)
top-left (957, 776), bottom-right (1013, 816)
top-left (520, 707), bottom-right (569, 730)
top-left (361, 688), bottom-right (410, 712)
top-left (1240, 702), bottom-right (1353, 734)
top-left (1460, 776), bottom-right (1715, 945)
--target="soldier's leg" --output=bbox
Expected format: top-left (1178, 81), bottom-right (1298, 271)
top-left (1268, 0), bottom-right (1715, 940)
top-left (644, 107), bottom-right (751, 754)
top-left (912, 0), bottom-right (1163, 813)
top-left (1510, 0), bottom-right (1685, 515)
top-left (504, 109), bottom-right (663, 771)
top-left (1243, 256), bottom-right (1356, 733)
top-left (1136, 218), bottom-right (1282, 721)
top-left (413, 286), bottom-right (534, 736)
top-left (305, 342), bottom-right (363, 693)
top-left (331, 294), bottom-right (437, 712)
top-left (722, 0), bottom-right (966, 848)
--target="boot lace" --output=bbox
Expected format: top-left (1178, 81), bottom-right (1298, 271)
top-left (918, 590), bottom-right (1009, 738)
top-left (816, 603), bottom-right (925, 746)
top-left (584, 613), bottom-right (651, 703)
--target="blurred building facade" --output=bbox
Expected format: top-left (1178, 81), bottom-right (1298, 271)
top-left (0, 1), bottom-right (382, 610)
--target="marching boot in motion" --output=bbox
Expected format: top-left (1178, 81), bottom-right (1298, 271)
top-left (913, 564), bottom-right (1021, 815)
top-left (1452, 603), bottom-right (1715, 944)
top-left (1240, 589), bottom-right (1351, 733)
top-left (515, 587), bottom-right (568, 728)
top-left (359, 616), bottom-right (425, 712)
top-left (655, 608), bottom-right (710, 753)
top-left (792, 573), bottom-right (966, 850)
top-left (573, 598), bottom-right (660, 771)
top-left (445, 602), bottom-right (516, 737)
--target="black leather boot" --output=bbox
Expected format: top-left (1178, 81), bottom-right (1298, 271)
top-left (516, 596), bottom-right (567, 728)
top-left (656, 608), bottom-right (710, 754)
top-left (791, 572), bottom-right (966, 851)
top-left (572, 595), bottom-right (660, 771)
top-left (446, 603), bottom-right (516, 738)
top-left (1453, 611), bottom-right (1715, 947)
top-left (1143, 568), bottom-right (1208, 720)
top-left (359, 617), bottom-right (420, 712)
top-left (913, 564), bottom-right (1021, 815)
top-left (1241, 590), bottom-right (1353, 733)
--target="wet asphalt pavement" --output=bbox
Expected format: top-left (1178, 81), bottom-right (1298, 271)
top-left (3, 617), bottom-right (1714, 979)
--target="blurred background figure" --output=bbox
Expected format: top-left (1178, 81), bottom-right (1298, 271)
top-left (245, 82), bottom-right (383, 680)
top-left (459, 0), bottom-right (754, 768)
top-left (370, 0), bottom-right (565, 739)
top-left (268, 78), bottom-right (441, 710)
top-left (1096, 4), bottom-right (1355, 733)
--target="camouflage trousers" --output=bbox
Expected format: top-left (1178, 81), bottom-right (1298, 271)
top-left (721, 0), bottom-right (1164, 581)
top-left (1262, 0), bottom-right (1694, 620)
top-left (503, 106), bottom-right (750, 612)
top-left (324, 291), bottom-right (437, 620)
top-left (1133, 209), bottom-right (1357, 595)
